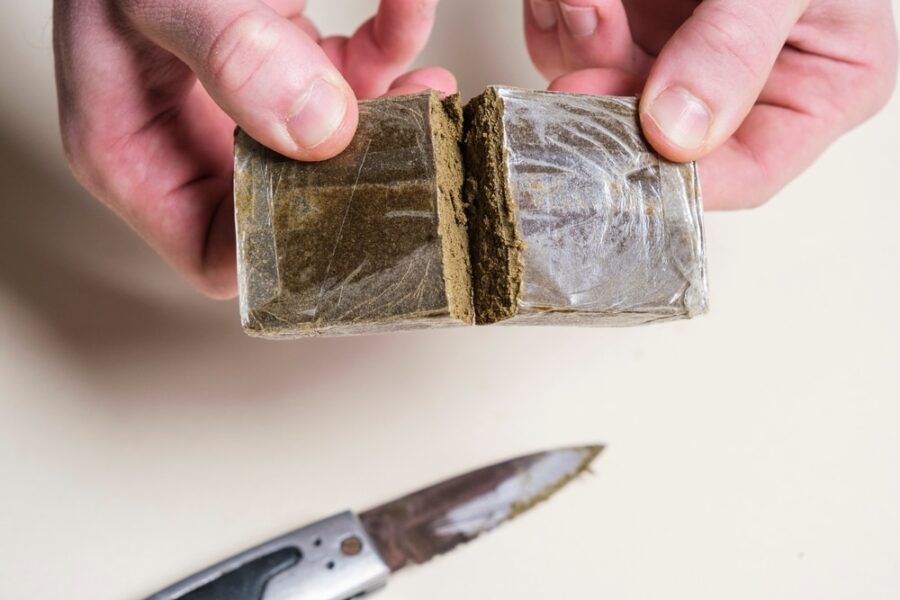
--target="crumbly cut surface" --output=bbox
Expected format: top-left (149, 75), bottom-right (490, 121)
top-left (470, 87), bottom-right (707, 327)
top-left (234, 87), bottom-right (708, 338)
top-left (432, 95), bottom-right (474, 325)
top-left (234, 92), bottom-right (471, 338)
top-left (462, 88), bottom-right (524, 325)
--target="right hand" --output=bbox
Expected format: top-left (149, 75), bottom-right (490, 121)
top-left (524, 0), bottom-right (898, 210)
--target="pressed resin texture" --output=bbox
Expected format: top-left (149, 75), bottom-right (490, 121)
top-left (235, 88), bottom-right (708, 338)
top-left (464, 87), bottom-right (708, 326)
top-left (235, 92), bottom-right (473, 338)
top-left (463, 88), bottom-right (524, 325)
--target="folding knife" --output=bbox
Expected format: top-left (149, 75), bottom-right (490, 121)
top-left (147, 445), bottom-right (603, 600)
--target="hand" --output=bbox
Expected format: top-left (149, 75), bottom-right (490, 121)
top-left (525, 0), bottom-right (898, 209)
top-left (54, 0), bottom-right (453, 298)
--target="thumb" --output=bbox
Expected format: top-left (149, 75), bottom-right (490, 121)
top-left (639, 0), bottom-right (807, 162)
top-left (120, 0), bottom-right (358, 161)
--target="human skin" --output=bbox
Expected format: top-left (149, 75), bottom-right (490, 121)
top-left (525, 0), bottom-right (898, 210)
top-left (53, 0), bottom-right (453, 298)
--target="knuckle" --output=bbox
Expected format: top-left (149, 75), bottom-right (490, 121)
top-left (688, 6), bottom-right (780, 82)
top-left (866, 72), bottom-right (897, 120)
top-left (370, 9), bottom-right (432, 66)
top-left (59, 119), bottom-right (136, 206)
top-left (59, 124), bottom-right (104, 195)
top-left (369, 27), bottom-right (412, 65)
top-left (197, 270), bottom-right (238, 300)
top-left (204, 10), bottom-right (282, 94)
top-left (841, 32), bottom-right (898, 125)
top-left (871, 34), bottom-right (899, 112)
top-left (743, 196), bottom-right (772, 210)
top-left (805, 19), bottom-right (898, 129)
top-left (117, 0), bottom-right (168, 28)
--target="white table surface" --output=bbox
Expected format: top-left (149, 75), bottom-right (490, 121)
top-left (1, 1), bottom-right (898, 598)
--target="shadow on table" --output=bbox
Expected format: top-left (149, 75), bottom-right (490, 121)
top-left (0, 125), bottom-right (403, 400)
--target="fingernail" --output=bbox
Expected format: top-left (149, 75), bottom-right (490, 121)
top-left (646, 87), bottom-right (711, 151)
top-left (287, 79), bottom-right (349, 150)
top-left (560, 2), bottom-right (598, 37)
top-left (530, 0), bottom-right (557, 30)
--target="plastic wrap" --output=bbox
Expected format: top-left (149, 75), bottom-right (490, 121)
top-left (235, 87), bottom-right (708, 339)
top-left (234, 92), bottom-right (473, 339)
top-left (466, 87), bottom-right (708, 326)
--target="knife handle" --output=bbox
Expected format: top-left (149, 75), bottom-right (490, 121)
top-left (178, 548), bottom-right (300, 600)
top-left (146, 512), bottom-right (391, 600)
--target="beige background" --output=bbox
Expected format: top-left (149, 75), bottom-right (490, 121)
top-left (1, 1), bottom-right (899, 598)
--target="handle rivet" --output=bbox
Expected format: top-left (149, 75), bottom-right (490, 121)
top-left (340, 536), bottom-right (363, 556)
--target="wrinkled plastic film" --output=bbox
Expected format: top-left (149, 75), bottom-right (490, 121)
top-left (235, 93), bottom-right (470, 338)
top-left (235, 89), bottom-right (708, 339)
top-left (496, 88), bottom-right (708, 326)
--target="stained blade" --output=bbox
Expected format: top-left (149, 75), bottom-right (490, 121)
top-left (359, 445), bottom-right (603, 572)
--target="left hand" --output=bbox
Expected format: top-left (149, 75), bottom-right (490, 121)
top-left (54, 0), bottom-right (453, 299)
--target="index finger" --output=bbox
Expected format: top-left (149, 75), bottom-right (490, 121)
top-left (332, 0), bottom-right (442, 98)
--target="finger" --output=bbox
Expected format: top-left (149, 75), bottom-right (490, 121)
top-left (549, 67), bottom-right (644, 96)
top-left (383, 67), bottom-right (458, 98)
top-left (258, 0), bottom-right (307, 16)
top-left (524, 0), bottom-right (566, 80)
top-left (264, 0), bottom-right (320, 41)
top-left (334, 0), bottom-right (442, 99)
top-left (55, 0), bottom-right (241, 297)
top-left (555, 0), bottom-right (651, 75)
top-left (371, 0), bottom-right (440, 62)
top-left (286, 13), bottom-right (321, 42)
top-left (119, 0), bottom-right (358, 161)
top-left (639, 0), bottom-right (808, 162)
top-left (700, 104), bottom-right (832, 210)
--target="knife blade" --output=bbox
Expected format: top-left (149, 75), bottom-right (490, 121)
top-left (147, 445), bottom-right (603, 600)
